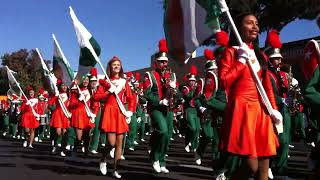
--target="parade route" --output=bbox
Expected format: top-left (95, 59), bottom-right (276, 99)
top-left (0, 136), bottom-right (313, 180)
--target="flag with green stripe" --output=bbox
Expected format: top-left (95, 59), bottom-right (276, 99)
top-left (52, 34), bottom-right (75, 86)
top-left (164, 0), bottom-right (222, 63)
top-left (69, 6), bottom-right (101, 81)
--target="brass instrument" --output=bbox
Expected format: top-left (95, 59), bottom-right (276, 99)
top-left (161, 68), bottom-right (178, 111)
top-left (7, 89), bottom-right (21, 103)
top-left (286, 66), bottom-right (302, 115)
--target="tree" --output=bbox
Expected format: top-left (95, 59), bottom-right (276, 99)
top-left (227, 0), bottom-right (320, 31)
top-left (0, 49), bottom-right (51, 95)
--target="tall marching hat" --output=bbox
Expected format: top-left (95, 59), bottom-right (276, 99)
top-left (156, 39), bottom-right (169, 61)
top-left (25, 85), bottom-right (34, 92)
top-left (89, 67), bottom-right (98, 81)
top-left (188, 65), bottom-right (197, 81)
top-left (204, 49), bottom-right (217, 70)
top-left (265, 30), bottom-right (283, 59)
top-left (38, 88), bottom-right (45, 100)
top-left (134, 72), bottom-right (141, 85)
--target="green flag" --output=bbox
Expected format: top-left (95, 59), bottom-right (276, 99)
top-left (52, 34), bottom-right (75, 86)
top-left (69, 6), bottom-right (101, 81)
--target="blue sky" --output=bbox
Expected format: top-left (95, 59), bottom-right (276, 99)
top-left (0, 0), bottom-right (319, 72)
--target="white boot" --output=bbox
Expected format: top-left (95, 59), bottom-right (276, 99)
top-left (99, 162), bottom-right (107, 175)
top-left (113, 171), bottom-right (121, 179)
top-left (110, 148), bottom-right (115, 158)
top-left (60, 151), bottom-right (66, 157)
top-left (51, 147), bottom-right (57, 153)
top-left (152, 161), bottom-right (161, 173)
top-left (268, 168), bottom-right (274, 179)
top-left (216, 172), bottom-right (226, 180)
top-left (90, 150), bottom-right (98, 154)
top-left (195, 158), bottom-right (201, 165)
top-left (23, 141), bottom-right (28, 148)
top-left (185, 143), bottom-right (191, 153)
top-left (160, 166), bottom-right (169, 174)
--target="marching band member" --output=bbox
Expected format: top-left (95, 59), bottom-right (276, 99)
top-left (218, 13), bottom-right (282, 179)
top-left (96, 56), bottom-right (135, 178)
top-left (143, 39), bottom-right (175, 173)
top-left (182, 65), bottom-right (200, 153)
top-left (20, 85), bottom-right (40, 148)
top-left (49, 79), bottom-right (70, 156)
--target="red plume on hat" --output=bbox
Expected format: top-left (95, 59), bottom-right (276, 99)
top-left (190, 65), bottom-right (197, 75)
top-left (1, 99), bottom-right (6, 104)
top-left (12, 94), bottom-right (18, 100)
top-left (204, 49), bottom-right (214, 60)
top-left (44, 94), bottom-right (49, 98)
top-left (25, 85), bottom-right (33, 92)
top-left (56, 78), bottom-right (62, 86)
top-left (135, 72), bottom-right (141, 81)
top-left (90, 67), bottom-right (98, 76)
top-left (158, 39), bottom-right (168, 53)
top-left (266, 30), bottom-right (282, 48)
top-left (215, 31), bottom-right (229, 47)
top-left (127, 72), bottom-right (133, 77)
top-left (183, 75), bottom-right (188, 82)
top-left (39, 88), bottom-right (44, 94)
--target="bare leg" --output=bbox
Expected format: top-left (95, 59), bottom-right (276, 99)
top-left (101, 133), bottom-right (116, 162)
top-left (256, 158), bottom-right (269, 180)
top-left (114, 134), bottom-right (124, 171)
top-left (231, 157), bottom-right (258, 179)
top-left (29, 129), bottom-right (35, 146)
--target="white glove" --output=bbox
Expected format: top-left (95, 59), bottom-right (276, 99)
top-left (26, 101), bottom-right (31, 105)
top-left (137, 117), bottom-right (141, 123)
top-left (271, 109), bottom-right (283, 134)
top-left (78, 94), bottom-right (85, 101)
top-left (281, 98), bottom-right (287, 106)
top-left (282, 98), bottom-right (292, 106)
top-left (90, 115), bottom-right (96, 123)
top-left (55, 90), bottom-right (59, 97)
top-left (126, 116), bottom-right (131, 124)
top-left (35, 113), bottom-right (40, 120)
top-left (159, 99), bottom-right (169, 106)
top-left (237, 44), bottom-right (251, 64)
top-left (91, 113), bottom-right (96, 119)
top-left (169, 81), bottom-right (176, 89)
top-left (292, 78), bottom-right (298, 87)
top-left (199, 106), bottom-right (206, 113)
top-left (125, 111), bottom-right (133, 118)
top-left (108, 84), bottom-right (116, 93)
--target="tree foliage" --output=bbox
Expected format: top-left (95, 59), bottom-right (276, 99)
top-left (227, 0), bottom-right (320, 31)
top-left (0, 49), bottom-right (51, 95)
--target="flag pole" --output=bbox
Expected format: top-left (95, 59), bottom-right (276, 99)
top-left (36, 48), bottom-right (72, 119)
top-left (218, 0), bottom-right (282, 133)
top-left (5, 66), bottom-right (39, 119)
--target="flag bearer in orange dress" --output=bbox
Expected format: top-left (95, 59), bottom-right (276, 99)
top-left (95, 56), bottom-right (135, 179)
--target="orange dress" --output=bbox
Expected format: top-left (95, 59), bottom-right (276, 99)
top-left (20, 98), bottom-right (40, 129)
top-left (219, 47), bottom-right (279, 158)
top-left (50, 93), bottom-right (70, 129)
top-left (69, 88), bottom-right (94, 130)
top-left (94, 77), bottom-right (135, 134)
